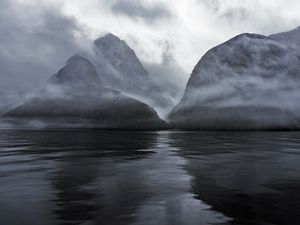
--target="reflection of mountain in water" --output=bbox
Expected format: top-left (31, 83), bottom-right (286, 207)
top-left (50, 160), bottom-right (98, 225)
top-left (170, 132), bottom-right (300, 225)
top-left (0, 130), bottom-right (231, 225)
top-left (5, 130), bottom-right (157, 225)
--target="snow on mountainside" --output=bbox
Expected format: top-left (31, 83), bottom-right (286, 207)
top-left (2, 55), bottom-right (165, 130)
top-left (169, 28), bottom-right (300, 130)
top-left (92, 33), bottom-right (175, 117)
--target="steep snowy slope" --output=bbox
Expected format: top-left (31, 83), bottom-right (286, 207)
top-left (169, 29), bottom-right (300, 130)
top-left (2, 55), bottom-right (165, 129)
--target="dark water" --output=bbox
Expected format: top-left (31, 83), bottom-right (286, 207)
top-left (0, 130), bottom-right (300, 225)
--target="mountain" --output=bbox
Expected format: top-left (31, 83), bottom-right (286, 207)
top-left (0, 91), bottom-right (7, 116)
top-left (270, 26), bottom-right (300, 49)
top-left (0, 90), bottom-right (25, 116)
top-left (2, 55), bottom-right (165, 130)
top-left (93, 34), bottom-right (151, 93)
top-left (92, 33), bottom-right (174, 116)
top-left (169, 28), bottom-right (300, 130)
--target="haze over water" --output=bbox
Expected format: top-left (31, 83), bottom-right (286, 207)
top-left (0, 130), bottom-right (300, 225)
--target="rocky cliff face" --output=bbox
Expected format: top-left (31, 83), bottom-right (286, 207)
top-left (169, 28), bottom-right (300, 130)
top-left (2, 55), bottom-right (165, 130)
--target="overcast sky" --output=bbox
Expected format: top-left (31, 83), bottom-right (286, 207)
top-left (1, 0), bottom-right (300, 93)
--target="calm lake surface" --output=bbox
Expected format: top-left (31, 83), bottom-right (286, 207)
top-left (0, 130), bottom-right (300, 225)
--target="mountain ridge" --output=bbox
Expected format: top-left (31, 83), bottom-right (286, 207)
top-left (169, 26), bottom-right (300, 130)
top-left (2, 55), bottom-right (166, 130)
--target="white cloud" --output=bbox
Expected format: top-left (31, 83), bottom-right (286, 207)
top-left (1, 0), bottom-right (300, 93)
top-left (54, 0), bottom-right (300, 72)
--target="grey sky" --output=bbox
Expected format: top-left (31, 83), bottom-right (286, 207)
top-left (0, 0), bottom-right (87, 92)
top-left (110, 0), bottom-right (172, 23)
top-left (1, 0), bottom-right (300, 94)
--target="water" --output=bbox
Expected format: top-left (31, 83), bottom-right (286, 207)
top-left (0, 130), bottom-right (300, 225)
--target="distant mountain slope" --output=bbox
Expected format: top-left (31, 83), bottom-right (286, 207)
top-left (94, 34), bottom-right (151, 93)
top-left (2, 55), bottom-right (165, 130)
top-left (0, 90), bottom-right (25, 117)
top-left (92, 34), bottom-right (175, 116)
top-left (169, 28), bottom-right (300, 130)
top-left (270, 26), bottom-right (300, 49)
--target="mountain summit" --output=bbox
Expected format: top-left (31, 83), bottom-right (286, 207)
top-left (94, 33), bottom-right (151, 93)
top-left (93, 33), bottom-right (173, 116)
top-left (47, 55), bottom-right (101, 90)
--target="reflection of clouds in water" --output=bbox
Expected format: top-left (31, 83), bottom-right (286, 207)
top-left (126, 132), bottom-right (230, 225)
top-left (1, 130), bottom-right (300, 225)
top-left (0, 130), bottom-right (231, 225)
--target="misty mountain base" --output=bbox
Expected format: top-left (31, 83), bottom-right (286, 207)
top-left (2, 55), bottom-right (165, 130)
top-left (2, 27), bottom-right (300, 130)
